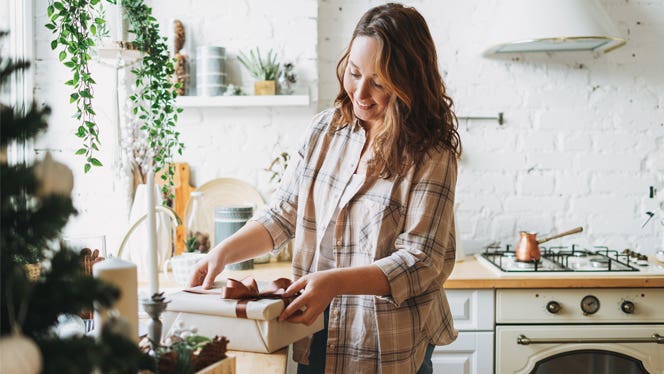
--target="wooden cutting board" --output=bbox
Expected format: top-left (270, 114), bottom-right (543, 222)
top-left (156, 162), bottom-right (195, 255)
top-left (173, 163), bottom-right (195, 255)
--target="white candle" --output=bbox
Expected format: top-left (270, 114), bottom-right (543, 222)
top-left (146, 168), bottom-right (159, 295)
top-left (93, 258), bottom-right (138, 342)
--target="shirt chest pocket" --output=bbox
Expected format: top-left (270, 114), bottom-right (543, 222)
top-left (346, 196), bottom-right (404, 261)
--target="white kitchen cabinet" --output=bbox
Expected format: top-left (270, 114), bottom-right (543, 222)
top-left (432, 289), bottom-right (495, 374)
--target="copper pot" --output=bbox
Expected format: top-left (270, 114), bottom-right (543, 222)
top-left (515, 226), bottom-right (583, 261)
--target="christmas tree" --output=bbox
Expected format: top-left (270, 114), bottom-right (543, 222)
top-left (0, 30), bottom-right (152, 373)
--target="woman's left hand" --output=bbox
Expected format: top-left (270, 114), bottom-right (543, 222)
top-left (278, 271), bottom-right (338, 325)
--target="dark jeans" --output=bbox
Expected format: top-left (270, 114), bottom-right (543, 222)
top-left (297, 308), bottom-right (436, 374)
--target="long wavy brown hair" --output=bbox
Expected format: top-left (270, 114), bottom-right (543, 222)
top-left (332, 3), bottom-right (461, 178)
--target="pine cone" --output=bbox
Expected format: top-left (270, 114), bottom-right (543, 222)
top-left (194, 336), bottom-right (229, 371)
top-left (158, 350), bottom-right (178, 374)
top-left (173, 20), bottom-right (185, 53)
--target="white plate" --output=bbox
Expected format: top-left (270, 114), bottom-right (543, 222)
top-left (184, 178), bottom-right (264, 246)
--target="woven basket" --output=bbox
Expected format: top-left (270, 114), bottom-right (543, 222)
top-left (23, 263), bottom-right (41, 281)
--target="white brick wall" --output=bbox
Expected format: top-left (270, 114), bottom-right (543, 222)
top-left (31, 0), bottom-right (663, 255)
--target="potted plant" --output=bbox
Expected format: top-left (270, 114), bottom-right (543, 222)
top-left (237, 47), bottom-right (280, 96)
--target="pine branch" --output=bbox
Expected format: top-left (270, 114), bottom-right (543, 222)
top-left (0, 103), bottom-right (51, 147)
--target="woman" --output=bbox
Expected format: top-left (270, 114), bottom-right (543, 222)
top-left (190, 3), bottom-right (461, 373)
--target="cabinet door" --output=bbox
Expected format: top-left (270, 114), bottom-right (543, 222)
top-left (446, 289), bottom-right (494, 330)
top-left (432, 331), bottom-right (493, 374)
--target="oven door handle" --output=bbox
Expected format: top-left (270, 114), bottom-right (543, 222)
top-left (517, 333), bottom-right (664, 345)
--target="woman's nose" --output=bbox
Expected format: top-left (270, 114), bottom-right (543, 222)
top-left (355, 79), bottom-right (371, 100)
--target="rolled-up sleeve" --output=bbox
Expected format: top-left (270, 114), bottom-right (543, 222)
top-left (374, 148), bottom-right (457, 306)
top-left (250, 110), bottom-right (332, 253)
top-left (251, 140), bottom-right (305, 253)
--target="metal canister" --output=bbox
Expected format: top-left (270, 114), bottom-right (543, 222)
top-left (214, 205), bottom-right (254, 270)
top-left (196, 46), bottom-right (227, 96)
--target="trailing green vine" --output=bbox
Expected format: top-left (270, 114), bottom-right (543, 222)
top-left (122, 0), bottom-right (184, 196)
top-left (46, 0), bottom-right (108, 173)
top-left (46, 0), bottom-right (183, 197)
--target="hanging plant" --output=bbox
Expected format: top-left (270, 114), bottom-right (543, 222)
top-left (46, 0), bottom-right (183, 198)
top-left (122, 0), bottom-right (184, 196)
top-left (45, 0), bottom-right (109, 173)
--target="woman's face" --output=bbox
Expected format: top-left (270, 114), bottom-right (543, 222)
top-left (343, 36), bottom-right (391, 130)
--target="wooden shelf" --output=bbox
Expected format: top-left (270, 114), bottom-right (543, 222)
top-left (176, 94), bottom-right (310, 108)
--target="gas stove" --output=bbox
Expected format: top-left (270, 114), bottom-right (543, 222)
top-left (478, 244), bottom-right (664, 276)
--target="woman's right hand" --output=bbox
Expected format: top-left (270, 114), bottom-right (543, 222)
top-left (189, 248), bottom-right (225, 289)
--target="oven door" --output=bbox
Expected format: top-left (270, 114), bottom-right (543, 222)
top-left (496, 325), bottom-right (664, 374)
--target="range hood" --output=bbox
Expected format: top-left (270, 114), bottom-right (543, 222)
top-left (484, 0), bottom-right (626, 55)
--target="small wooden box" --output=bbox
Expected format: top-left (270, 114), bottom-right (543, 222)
top-left (196, 356), bottom-right (236, 374)
top-left (254, 80), bottom-right (276, 95)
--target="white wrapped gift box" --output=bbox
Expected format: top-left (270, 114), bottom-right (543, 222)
top-left (162, 281), bottom-right (323, 353)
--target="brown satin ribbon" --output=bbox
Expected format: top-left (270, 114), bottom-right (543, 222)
top-left (221, 277), bottom-right (295, 319)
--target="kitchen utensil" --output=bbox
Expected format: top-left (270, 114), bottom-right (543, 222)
top-left (515, 226), bottom-right (583, 261)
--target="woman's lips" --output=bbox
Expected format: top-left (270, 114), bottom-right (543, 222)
top-left (355, 100), bottom-right (374, 110)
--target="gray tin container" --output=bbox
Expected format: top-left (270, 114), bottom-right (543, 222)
top-left (196, 46), bottom-right (227, 96)
top-left (214, 205), bottom-right (254, 270)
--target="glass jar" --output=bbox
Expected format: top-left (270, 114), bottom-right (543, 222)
top-left (184, 191), bottom-right (211, 253)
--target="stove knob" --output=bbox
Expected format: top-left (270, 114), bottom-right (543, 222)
top-left (621, 300), bottom-right (635, 314)
top-left (546, 301), bottom-right (561, 314)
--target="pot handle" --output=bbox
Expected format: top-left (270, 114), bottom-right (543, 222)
top-left (537, 226), bottom-right (583, 244)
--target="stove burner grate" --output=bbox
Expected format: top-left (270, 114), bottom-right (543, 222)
top-left (482, 244), bottom-right (640, 272)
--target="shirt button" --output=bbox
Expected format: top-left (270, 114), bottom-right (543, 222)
top-left (336, 240), bottom-right (342, 246)
top-left (329, 344), bottom-right (336, 350)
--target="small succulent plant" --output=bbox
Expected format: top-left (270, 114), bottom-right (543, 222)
top-left (237, 47), bottom-right (280, 81)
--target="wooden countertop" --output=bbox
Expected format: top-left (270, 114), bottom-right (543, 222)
top-left (445, 256), bottom-right (664, 289)
top-left (224, 257), bottom-right (664, 290)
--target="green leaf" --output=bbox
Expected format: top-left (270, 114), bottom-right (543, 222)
top-left (53, 2), bottom-right (64, 11)
top-left (45, 22), bottom-right (56, 31)
top-left (89, 158), bottom-right (103, 167)
top-left (58, 51), bottom-right (67, 61)
top-left (84, 163), bottom-right (91, 173)
top-left (75, 148), bottom-right (87, 155)
top-left (95, 18), bottom-right (104, 25)
top-left (80, 90), bottom-right (92, 99)
top-left (50, 40), bottom-right (58, 50)
top-left (47, 5), bottom-right (54, 17)
top-left (70, 93), bottom-right (79, 102)
top-left (90, 24), bottom-right (96, 36)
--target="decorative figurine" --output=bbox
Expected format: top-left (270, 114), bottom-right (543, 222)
top-left (277, 61), bottom-right (297, 95)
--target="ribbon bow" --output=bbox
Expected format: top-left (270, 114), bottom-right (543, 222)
top-left (222, 277), bottom-right (295, 319)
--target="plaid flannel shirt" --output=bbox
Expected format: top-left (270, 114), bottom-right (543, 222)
top-left (252, 108), bottom-right (458, 373)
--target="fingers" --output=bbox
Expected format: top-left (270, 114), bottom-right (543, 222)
top-left (279, 294), bottom-right (323, 326)
top-left (202, 262), bottom-right (222, 289)
top-left (282, 277), bottom-right (306, 297)
top-left (188, 262), bottom-right (208, 287)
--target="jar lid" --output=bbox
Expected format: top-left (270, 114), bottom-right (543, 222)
top-left (214, 205), bottom-right (254, 219)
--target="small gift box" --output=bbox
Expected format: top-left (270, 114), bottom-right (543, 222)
top-left (162, 277), bottom-right (323, 353)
